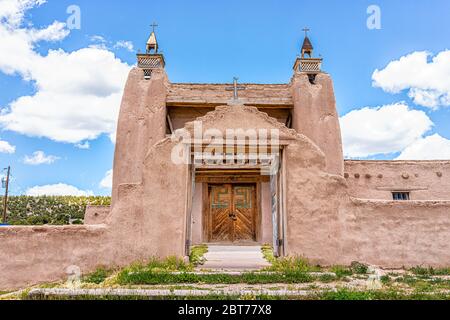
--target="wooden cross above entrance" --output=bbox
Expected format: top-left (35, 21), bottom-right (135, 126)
top-left (226, 77), bottom-right (246, 102)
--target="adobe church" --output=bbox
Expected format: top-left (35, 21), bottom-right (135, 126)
top-left (1, 30), bottom-right (449, 290)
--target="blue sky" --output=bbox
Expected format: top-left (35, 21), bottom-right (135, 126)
top-left (0, 0), bottom-right (449, 196)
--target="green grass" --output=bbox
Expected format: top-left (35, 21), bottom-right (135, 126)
top-left (19, 256), bottom-right (450, 301)
top-left (83, 268), bottom-right (112, 284)
top-left (394, 275), bottom-right (450, 292)
top-left (189, 245), bottom-right (208, 266)
top-left (265, 256), bottom-right (321, 273)
top-left (116, 269), bottom-right (314, 285)
top-left (410, 266), bottom-right (450, 276)
top-left (26, 288), bottom-right (450, 301)
top-left (27, 293), bottom-right (290, 301)
top-left (318, 274), bottom-right (338, 283)
top-left (380, 275), bottom-right (391, 284)
top-left (261, 244), bottom-right (276, 264)
top-left (318, 289), bottom-right (450, 300)
top-left (350, 261), bottom-right (369, 274)
top-left (330, 266), bottom-right (353, 278)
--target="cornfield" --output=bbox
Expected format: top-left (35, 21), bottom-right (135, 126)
top-left (0, 196), bottom-right (111, 226)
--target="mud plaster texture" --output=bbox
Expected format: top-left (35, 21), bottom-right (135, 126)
top-left (1, 67), bottom-right (449, 290)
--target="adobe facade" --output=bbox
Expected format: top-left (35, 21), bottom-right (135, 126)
top-left (0, 32), bottom-right (449, 290)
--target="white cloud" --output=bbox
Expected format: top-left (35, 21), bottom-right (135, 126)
top-left (340, 103), bottom-right (433, 158)
top-left (372, 50), bottom-right (450, 109)
top-left (396, 134), bottom-right (450, 160)
top-left (114, 40), bottom-right (134, 52)
top-left (75, 141), bottom-right (90, 149)
top-left (26, 183), bottom-right (94, 196)
top-left (0, 139), bottom-right (15, 154)
top-left (89, 35), bottom-right (108, 50)
top-left (0, 0), bottom-right (46, 28)
top-left (0, 1), bottom-right (131, 144)
top-left (99, 169), bottom-right (113, 189)
top-left (23, 150), bottom-right (59, 165)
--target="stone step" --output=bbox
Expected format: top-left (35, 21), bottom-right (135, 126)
top-left (200, 245), bottom-right (271, 271)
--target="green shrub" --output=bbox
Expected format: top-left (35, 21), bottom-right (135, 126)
top-left (83, 268), bottom-right (111, 284)
top-left (350, 261), bottom-right (368, 274)
top-left (319, 274), bottom-right (338, 283)
top-left (116, 270), bottom-right (314, 286)
top-left (320, 288), bottom-right (450, 300)
top-left (380, 275), bottom-right (391, 284)
top-left (320, 289), bottom-right (374, 300)
top-left (267, 256), bottom-right (320, 273)
top-left (261, 245), bottom-right (276, 264)
top-left (411, 266), bottom-right (450, 276)
top-left (189, 245), bottom-right (208, 266)
top-left (331, 266), bottom-right (353, 278)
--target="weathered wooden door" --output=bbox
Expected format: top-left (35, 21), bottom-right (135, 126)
top-left (209, 184), bottom-right (256, 242)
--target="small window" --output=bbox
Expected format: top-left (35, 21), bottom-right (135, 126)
top-left (393, 192), bottom-right (410, 201)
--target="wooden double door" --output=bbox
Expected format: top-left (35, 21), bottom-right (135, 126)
top-left (207, 184), bottom-right (258, 243)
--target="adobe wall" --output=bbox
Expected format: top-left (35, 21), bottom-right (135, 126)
top-left (345, 160), bottom-right (450, 200)
top-left (283, 135), bottom-right (348, 264)
top-left (0, 225), bottom-right (111, 290)
top-left (1, 66), bottom-right (449, 291)
top-left (341, 199), bottom-right (450, 267)
top-left (167, 83), bottom-right (293, 106)
top-left (112, 67), bottom-right (168, 205)
top-left (106, 138), bottom-right (189, 261)
top-left (261, 182), bottom-right (274, 244)
top-left (0, 137), bottom-right (189, 291)
top-left (291, 73), bottom-right (344, 176)
top-left (84, 206), bottom-right (110, 225)
top-left (283, 144), bottom-right (450, 267)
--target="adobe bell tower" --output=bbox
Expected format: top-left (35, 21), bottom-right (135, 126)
top-left (136, 22), bottom-right (166, 80)
top-left (290, 29), bottom-right (344, 176)
top-left (112, 24), bottom-right (169, 204)
top-left (293, 28), bottom-right (323, 83)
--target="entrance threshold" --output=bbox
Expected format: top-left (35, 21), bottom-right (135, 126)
top-left (199, 245), bottom-right (271, 271)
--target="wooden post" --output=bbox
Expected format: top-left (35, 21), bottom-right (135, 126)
top-left (2, 166), bottom-right (10, 224)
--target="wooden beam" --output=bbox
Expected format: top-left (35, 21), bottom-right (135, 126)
top-left (166, 102), bottom-right (293, 109)
top-left (166, 114), bottom-right (174, 134)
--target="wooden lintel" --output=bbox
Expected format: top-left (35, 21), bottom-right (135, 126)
top-left (166, 102), bottom-right (293, 109)
top-left (196, 176), bottom-right (270, 183)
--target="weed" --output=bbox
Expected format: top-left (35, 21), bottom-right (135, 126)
top-left (331, 266), bottom-right (352, 278)
top-left (261, 245), bottom-right (276, 264)
top-left (350, 261), bottom-right (368, 274)
top-left (83, 268), bottom-right (111, 284)
top-left (189, 245), bottom-right (208, 266)
top-left (411, 266), bottom-right (450, 276)
top-left (318, 274), bottom-right (337, 283)
top-left (380, 275), bottom-right (391, 284)
top-left (267, 256), bottom-right (320, 273)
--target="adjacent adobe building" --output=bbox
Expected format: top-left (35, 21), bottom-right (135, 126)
top-left (1, 30), bottom-right (449, 290)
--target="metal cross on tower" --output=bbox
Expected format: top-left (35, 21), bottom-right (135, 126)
top-left (150, 22), bottom-right (158, 33)
top-left (302, 27), bottom-right (310, 37)
top-left (226, 77), bottom-right (246, 102)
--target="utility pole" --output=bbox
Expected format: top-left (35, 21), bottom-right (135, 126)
top-left (2, 166), bottom-right (10, 224)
